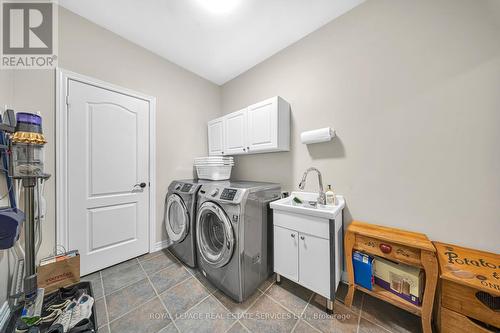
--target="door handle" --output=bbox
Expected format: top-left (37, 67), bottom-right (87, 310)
top-left (134, 182), bottom-right (147, 189)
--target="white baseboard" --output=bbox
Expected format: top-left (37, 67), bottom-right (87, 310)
top-left (0, 301), bottom-right (10, 332)
top-left (341, 270), bottom-right (349, 283)
top-left (151, 240), bottom-right (171, 253)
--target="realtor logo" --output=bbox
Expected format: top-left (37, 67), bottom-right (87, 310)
top-left (1, 0), bottom-right (58, 68)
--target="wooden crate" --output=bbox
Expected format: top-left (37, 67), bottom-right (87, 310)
top-left (440, 306), bottom-right (495, 333)
top-left (434, 242), bottom-right (499, 331)
top-left (442, 280), bottom-right (500, 328)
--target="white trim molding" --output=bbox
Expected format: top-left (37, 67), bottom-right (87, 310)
top-left (151, 240), bottom-right (171, 253)
top-left (56, 68), bottom-right (157, 255)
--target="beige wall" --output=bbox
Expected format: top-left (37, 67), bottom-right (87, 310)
top-left (221, 0), bottom-right (500, 253)
top-left (10, 8), bottom-right (221, 262)
top-left (57, 8), bottom-right (221, 246)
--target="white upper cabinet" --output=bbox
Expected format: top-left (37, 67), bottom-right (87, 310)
top-left (247, 97), bottom-right (278, 153)
top-left (224, 108), bottom-right (247, 155)
top-left (209, 96), bottom-right (290, 156)
top-left (207, 117), bottom-right (224, 156)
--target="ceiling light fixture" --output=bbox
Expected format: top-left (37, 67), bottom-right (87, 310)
top-left (197, 0), bottom-right (242, 14)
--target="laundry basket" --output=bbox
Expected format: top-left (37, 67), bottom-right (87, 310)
top-left (195, 165), bottom-right (232, 180)
top-left (194, 156), bottom-right (234, 180)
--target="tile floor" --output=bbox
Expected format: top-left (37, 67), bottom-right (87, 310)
top-left (82, 249), bottom-right (423, 333)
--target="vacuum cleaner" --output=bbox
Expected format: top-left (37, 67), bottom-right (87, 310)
top-left (5, 111), bottom-right (51, 325)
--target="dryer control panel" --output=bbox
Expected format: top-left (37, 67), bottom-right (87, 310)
top-left (220, 188), bottom-right (238, 201)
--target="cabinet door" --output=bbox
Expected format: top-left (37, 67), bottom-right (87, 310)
top-left (247, 97), bottom-right (278, 153)
top-left (299, 233), bottom-right (330, 298)
top-left (274, 226), bottom-right (299, 282)
top-left (207, 118), bottom-right (224, 155)
top-left (224, 109), bottom-right (247, 155)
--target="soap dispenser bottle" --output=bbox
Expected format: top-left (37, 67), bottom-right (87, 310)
top-left (325, 185), bottom-right (336, 206)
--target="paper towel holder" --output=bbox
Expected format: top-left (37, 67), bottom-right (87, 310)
top-left (300, 127), bottom-right (336, 144)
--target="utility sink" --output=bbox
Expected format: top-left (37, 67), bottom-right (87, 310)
top-left (270, 191), bottom-right (345, 220)
top-left (270, 191), bottom-right (345, 302)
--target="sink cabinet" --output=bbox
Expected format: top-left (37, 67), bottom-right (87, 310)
top-left (272, 201), bottom-right (344, 304)
top-left (299, 232), bottom-right (331, 298)
top-left (273, 226), bottom-right (299, 281)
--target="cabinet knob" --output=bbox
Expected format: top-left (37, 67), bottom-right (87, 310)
top-left (247, 146), bottom-right (250, 150)
top-left (291, 234), bottom-right (295, 238)
top-left (243, 148), bottom-right (246, 152)
top-left (300, 236), bottom-right (305, 240)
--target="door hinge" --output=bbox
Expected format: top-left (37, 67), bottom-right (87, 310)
top-left (65, 95), bottom-right (70, 108)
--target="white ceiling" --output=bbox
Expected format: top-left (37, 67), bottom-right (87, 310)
top-left (59, 0), bottom-right (365, 85)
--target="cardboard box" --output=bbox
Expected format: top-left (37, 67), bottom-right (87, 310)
top-left (374, 257), bottom-right (424, 305)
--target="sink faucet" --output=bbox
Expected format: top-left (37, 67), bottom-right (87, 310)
top-left (298, 167), bottom-right (326, 205)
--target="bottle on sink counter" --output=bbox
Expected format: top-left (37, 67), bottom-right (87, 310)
top-left (325, 185), bottom-right (336, 206)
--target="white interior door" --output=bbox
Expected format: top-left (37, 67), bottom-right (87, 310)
top-left (224, 109), bottom-right (247, 155)
top-left (67, 79), bottom-right (150, 275)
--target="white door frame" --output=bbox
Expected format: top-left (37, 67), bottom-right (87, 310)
top-left (55, 68), bottom-right (157, 254)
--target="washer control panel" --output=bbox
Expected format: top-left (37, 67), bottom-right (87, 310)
top-left (220, 188), bottom-right (238, 201)
top-left (180, 183), bottom-right (193, 192)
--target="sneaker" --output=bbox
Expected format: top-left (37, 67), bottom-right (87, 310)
top-left (38, 308), bottom-right (62, 324)
top-left (44, 286), bottom-right (83, 313)
top-left (16, 308), bottom-right (62, 331)
top-left (67, 318), bottom-right (95, 333)
top-left (15, 318), bottom-right (29, 333)
top-left (51, 300), bottom-right (77, 332)
top-left (68, 294), bottom-right (94, 331)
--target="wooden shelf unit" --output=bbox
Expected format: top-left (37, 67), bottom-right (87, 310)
top-left (356, 284), bottom-right (422, 316)
top-left (344, 221), bottom-right (438, 333)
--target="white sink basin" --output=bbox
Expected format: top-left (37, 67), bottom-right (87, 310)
top-left (270, 191), bottom-right (345, 220)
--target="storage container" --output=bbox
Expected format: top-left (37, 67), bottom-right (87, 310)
top-left (196, 165), bottom-right (232, 180)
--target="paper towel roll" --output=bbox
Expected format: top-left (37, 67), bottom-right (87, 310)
top-left (300, 127), bottom-right (335, 144)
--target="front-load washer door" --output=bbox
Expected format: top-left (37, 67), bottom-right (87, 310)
top-left (165, 194), bottom-right (189, 244)
top-left (196, 202), bottom-right (234, 268)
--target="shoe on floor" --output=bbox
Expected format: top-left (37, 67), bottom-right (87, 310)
top-left (50, 300), bottom-right (77, 332)
top-left (69, 294), bottom-right (94, 330)
top-left (15, 318), bottom-right (29, 333)
top-left (68, 318), bottom-right (95, 333)
top-left (44, 286), bottom-right (83, 313)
